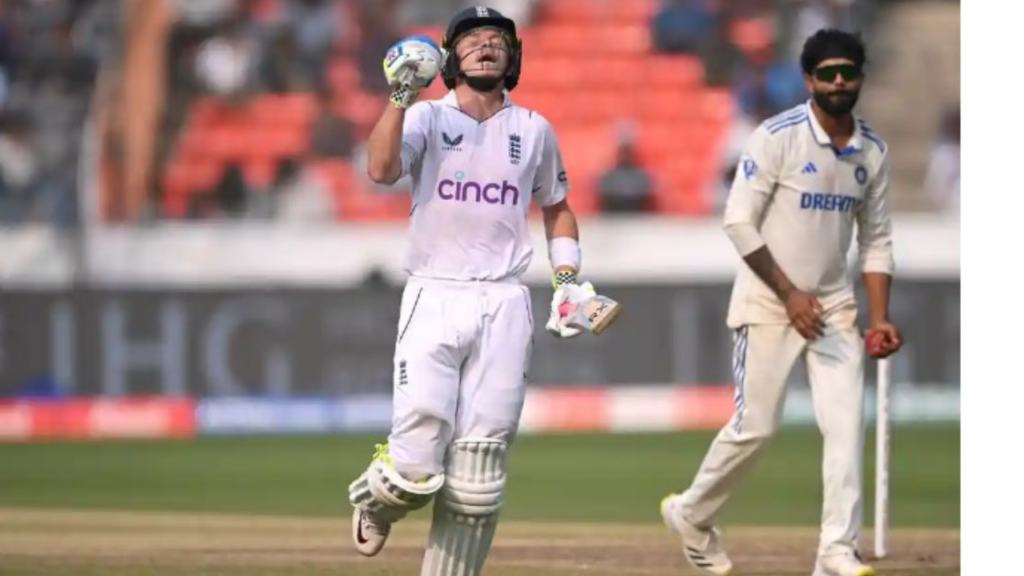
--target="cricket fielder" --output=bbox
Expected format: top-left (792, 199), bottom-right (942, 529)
top-left (660, 30), bottom-right (904, 576)
top-left (345, 6), bottom-right (620, 576)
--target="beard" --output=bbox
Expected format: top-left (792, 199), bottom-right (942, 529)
top-left (462, 71), bottom-right (504, 92)
top-left (813, 88), bottom-right (860, 116)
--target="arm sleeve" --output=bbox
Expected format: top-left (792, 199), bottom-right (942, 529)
top-left (857, 151), bottom-right (896, 274)
top-left (533, 118), bottom-right (571, 207)
top-left (399, 103), bottom-right (432, 179)
top-left (722, 127), bottom-right (780, 256)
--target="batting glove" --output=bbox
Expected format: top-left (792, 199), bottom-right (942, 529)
top-left (383, 37), bottom-right (440, 109)
top-left (546, 273), bottom-right (597, 339)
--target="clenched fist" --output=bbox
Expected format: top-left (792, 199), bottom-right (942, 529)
top-left (383, 35), bottom-right (442, 108)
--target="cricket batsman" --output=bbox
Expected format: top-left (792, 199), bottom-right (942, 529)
top-left (660, 30), bottom-right (903, 576)
top-left (345, 6), bottom-right (621, 576)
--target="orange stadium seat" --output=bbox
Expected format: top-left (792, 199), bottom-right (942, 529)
top-left (280, 93), bottom-right (318, 126)
top-left (328, 58), bottom-right (360, 97)
top-left (252, 94), bottom-right (318, 130)
top-left (596, 24), bottom-right (652, 55)
top-left (644, 55), bottom-right (704, 89)
top-left (186, 97), bottom-right (226, 129)
top-left (523, 56), bottom-right (583, 90)
top-left (629, 89), bottom-right (700, 122)
top-left (581, 56), bottom-right (642, 89)
top-left (204, 126), bottom-right (250, 162)
top-left (539, 0), bottom-right (603, 24)
top-left (313, 160), bottom-right (410, 221)
top-left (162, 159), bottom-right (222, 217)
top-left (244, 157), bottom-right (277, 190)
top-left (698, 88), bottom-right (735, 123)
top-left (531, 25), bottom-right (598, 56)
top-left (609, 0), bottom-right (659, 23)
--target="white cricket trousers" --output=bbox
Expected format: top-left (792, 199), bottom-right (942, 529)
top-left (681, 320), bottom-right (866, 557)
top-left (387, 276), bottom-right (534, 481)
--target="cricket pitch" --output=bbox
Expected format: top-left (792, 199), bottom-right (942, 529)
top-left (0, 508), bottom-right (960, 576)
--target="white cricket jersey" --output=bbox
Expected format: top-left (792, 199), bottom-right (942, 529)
top-left (398, 90), bottom-right (570, 282)
top-left (723, 100), bottom-right (895, 328)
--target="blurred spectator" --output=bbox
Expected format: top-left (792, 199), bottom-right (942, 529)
top-left (260, 26), bottom-right (314, 93)
top-left (311, 90), bottom-right (355, 159)
top-left (0, 111), bottom-right (39, 223)
top-left (0, 3), bottom-right (14, 108)
top-left (189, 162), bottom-right (250, 219)
top-left (356, 0), bottom-right (402, 95)
top-left (777, 0), bottom-right (858, 63)
top-left (923, 106), bottom-right (960, 215)
top-left (282, 0), bottom-right (345, 90)
top-left (269, 156), bottom-right (336, 222)
top-left (711, 93), bottom-right (775, 212)
top-left (732, 43), bottom-right (805, 117)
top-left (651, 0), bottom-right (716, 55)
top-left (173, 0), bottom-right (239, 28)
top-left (598, 126), bottom-right (653, 214)
top-left (194, 12), bottom-right (259, 101)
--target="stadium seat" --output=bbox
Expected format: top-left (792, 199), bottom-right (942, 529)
top-left (699, 88), bottom-right (735, 123)
top-left (629, 88), bottom-right (700, 122)
top-left (596, 24), bottom-right (652, 55)
top-left (609, 0), bottom-right (659, 23)
top-left (327, 58), bottom-right (361, 97)
top-left (162, 158), bottom-right (222, 217)
top-left (244, 157), bottom-right (277, 191)
top-left (205, 126), bottom-right (250, 162)
top-left (531, 25), bottom-right (598, 56)
top-left (312, 160), bottom-right (411, 221)
top-left (644, 55), bottom-right (704, 89)
top-left (539, 0), bottom-right (603, 24)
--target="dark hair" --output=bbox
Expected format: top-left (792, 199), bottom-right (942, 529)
top-left (800, 29), bottom-right (867, 75)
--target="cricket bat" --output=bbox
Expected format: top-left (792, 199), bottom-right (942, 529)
top-left (558, 294), bottom-right (622, 335)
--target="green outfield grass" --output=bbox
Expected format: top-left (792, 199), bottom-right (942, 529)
top-left (0, 425), bottom-right (959, 528)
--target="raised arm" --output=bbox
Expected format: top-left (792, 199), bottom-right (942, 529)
top-left (368, 37), bottom-right (439, 184)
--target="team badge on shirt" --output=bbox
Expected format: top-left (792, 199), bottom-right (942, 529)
top-left (508, 134), bottom-right (522, 165)
top-left (742, 157), bottom-right (758, 181)
top-left (854, 165), bottom-right (868, 186)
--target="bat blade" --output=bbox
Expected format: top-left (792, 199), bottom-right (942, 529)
top-left (561, 295), bottom-right (623, 335)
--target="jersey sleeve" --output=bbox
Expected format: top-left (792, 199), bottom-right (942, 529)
top-left (722, 127), bottom-right (781, 256)
top-left (856, 151), bottom-right (896, 274)
top-left (400, 102), bottom-right (432, 179)
top-left (532, 117), bottom-right (570, 207)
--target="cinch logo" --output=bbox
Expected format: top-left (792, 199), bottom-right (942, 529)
top-left (800, 192), bottom-right (857, 213)
top-left (438, 171), bottom-right (520, 205)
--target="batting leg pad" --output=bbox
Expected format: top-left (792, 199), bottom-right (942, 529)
top-left (349, 444), bottom-right (446, 524)
top-left (420, 439), bottom-right (508, 576)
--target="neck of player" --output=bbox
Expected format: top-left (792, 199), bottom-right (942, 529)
top-left (810, 100), bottom-right (855, 148)
top-left (455, 83), bottom-right (505, 121)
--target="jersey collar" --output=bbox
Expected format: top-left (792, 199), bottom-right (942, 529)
top-left (442, 89), bottom-right (512, 112)
top-left (804, 99), bottom-right (865, 157)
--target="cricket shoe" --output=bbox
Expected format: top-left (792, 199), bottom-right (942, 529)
top-left (660, 493), bottom-right (733, 576)
top-left (352, 507), bottom-right (391, 557)
top-left (812, 551), bottom-right (876, 576)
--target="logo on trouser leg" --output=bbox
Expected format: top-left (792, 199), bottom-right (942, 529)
top-left (398, 360), bottom-right (408, 386)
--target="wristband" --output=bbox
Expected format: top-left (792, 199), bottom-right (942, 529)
top-left (548, 237), bottom-right (581, 272)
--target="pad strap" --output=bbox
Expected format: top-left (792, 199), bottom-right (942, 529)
top-left (349, 447), bottom-right (445, 524)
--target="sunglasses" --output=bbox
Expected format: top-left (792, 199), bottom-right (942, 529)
top-left (813, 64), bottom-right (862, 82)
